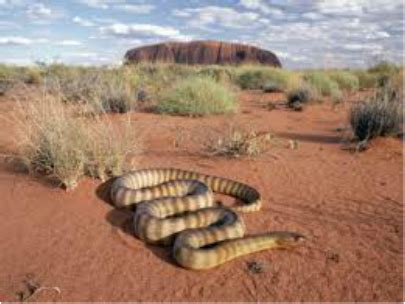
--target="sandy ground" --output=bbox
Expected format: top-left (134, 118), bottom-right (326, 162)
top-left (0, 89), bottom-right (403, 302)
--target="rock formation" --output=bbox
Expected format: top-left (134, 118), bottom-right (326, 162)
top-left (124, 40), bottom-right (281, 67)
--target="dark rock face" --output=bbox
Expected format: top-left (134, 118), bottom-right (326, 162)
top-left (124, 40), bottom-right (282, 67)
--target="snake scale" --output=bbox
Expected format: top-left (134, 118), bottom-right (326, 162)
top-left (110, 168), bottom-right (305, 270)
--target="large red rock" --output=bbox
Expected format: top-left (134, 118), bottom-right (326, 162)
top-left (124, 40), bottom-right (282, 67)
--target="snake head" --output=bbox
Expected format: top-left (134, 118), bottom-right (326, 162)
top-left (272, 231), bottom-right (306, 249)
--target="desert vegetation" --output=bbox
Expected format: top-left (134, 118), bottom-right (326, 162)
top-left (0, 60), bottom-right (402, 191)
top-left (349, 75), bottom-right (402, 142)
top-left (11, 88), bottom-right (138, 190)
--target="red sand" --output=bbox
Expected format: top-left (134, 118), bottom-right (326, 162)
top-left (0, 90), bottom-right (403, 301)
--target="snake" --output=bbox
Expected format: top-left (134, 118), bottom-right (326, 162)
top-left (110, 168), bottom-right (305, 270)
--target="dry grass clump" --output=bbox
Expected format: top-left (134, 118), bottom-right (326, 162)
top-left (44, 65), bottom-right (136, 114)
top-left (203, 126), bottom-right (275, 157)
top-left (303, 71), bottom-right (342, 102)
top-left (235, 66), bottom-right (299, 92)
top-left (13, 90), bottom-right (138, 190)
top-left (349, 78), bottom-right (402, 142)
top-left (157, 75), bottom-right (238, 116)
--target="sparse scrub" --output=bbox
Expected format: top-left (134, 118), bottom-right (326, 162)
top-left (349, 78), bottom-right (402, 141)
top-left (157, 75), bottom-right (238, 116)
top-left (235, 66), bottom-right (298, 91)
top-left (12, 90), bottom-right (138, 189)
top-left (352, 70), bottom-right (378, 89)
top-left (286, 85), bottom-right (316, 110)
top-left (203, 126), bottom-right (275, 157)
top-left (327, 70), bottom-right (359, 91)
top-left (44, 66), bottom-right (136, 113)
top-left (303, 71), bottom-right (342, 100)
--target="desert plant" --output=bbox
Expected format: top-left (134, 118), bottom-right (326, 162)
top-left (157, 75), bottom-right (238, 116)
top-left (12, 90), bottom-right (138, 189)
top-left (327, 70), bottom-right (359, 91)
top-left (303, 71), bottom-right (342, 98)
top-left (235, 66), bottom-right (298, 91)
top-left (203, 127), bottom-right (275, 157)
top-left (349, 79), bottom-right (402, 141)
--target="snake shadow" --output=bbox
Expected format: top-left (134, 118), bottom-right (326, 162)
top-left (96, 178), bottom-right (182, 269)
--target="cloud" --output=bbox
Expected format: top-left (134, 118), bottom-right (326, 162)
top-left (73, 16), bottom-right (95, 27)
top-left (172, 6), bottom-right (260, 29)
top-left (114, 4), bottom-right (155, 14)
top-left (0, 36), bottom-right (47, 45)
top-left (26, 3), bottom-right (52, 19)
top-left (77, 0), bottom-right (125, 10)
top-left (56, 40), bottom-right (82, 46)
top-left (101, 23), bottom-right (192, 41)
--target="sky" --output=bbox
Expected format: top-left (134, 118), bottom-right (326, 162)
top-left (0, 0), bottom-right (403, 69)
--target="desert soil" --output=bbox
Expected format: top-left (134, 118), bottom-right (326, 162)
top-left (0, 89), bottom-right (403, 302)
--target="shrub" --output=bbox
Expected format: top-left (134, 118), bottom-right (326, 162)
top-left (236, 66), bottom-right (298, 91)
top-left (157, 75), bottom-right (238, 116)
top-left (287, 85), bottom-right (314, 105)
top-left (44, 66), bottom-right (136, 113)
top-left (203, 127), bottom-right (275, 157)
top-left (327, 70), bottom-right (359, 91)
top-left (368, 61), bottom-right (399, 75)
top-left (352, 70), bottom-right (378, 89)
top-left (23, 68), bottom-right (43, 85)
top-left (12, 91), bottom-right (138, 190)
top-left (349, 79), bottom-right (402, 141)
top-left (303, 71), bottom-right (342, 98)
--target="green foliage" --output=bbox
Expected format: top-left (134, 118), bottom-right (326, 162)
top-left (303, 71), bottom-right (342, 100)
top-left (327, 70), bottom-right (359, 91)
top-left (157, 75), bottom-right (238, 116)
top-left (235, 66), bottom-right (298, 91)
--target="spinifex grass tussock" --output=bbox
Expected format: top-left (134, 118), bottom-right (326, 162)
top-left (157, 75), bottom-right (238, 116)
top-left (12, 89), bottom-right (139, 190)
top-left (349, 77), bottom-right (402, 142)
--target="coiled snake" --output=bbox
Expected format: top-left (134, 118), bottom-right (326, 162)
top-left (110, 168), bottom-right (305, 270)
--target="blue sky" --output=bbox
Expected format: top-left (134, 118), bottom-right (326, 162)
top-left (0, 0), bottom-right (403, 68)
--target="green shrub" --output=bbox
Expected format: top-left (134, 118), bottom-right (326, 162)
top-left (236, 67), bottom-right (298, 91)
top-left (350, 79), bottom-right (402, 141)
top-left (368, 61), bottom-right (399, 75)
top-left (157, 75), bottom-right (238, 116)
top-left (303, 71), bottom-right (342, 99)
top-left (352, 70), bottom-right (378, 89)
top-left (327, 71), bottom-right (359, 91)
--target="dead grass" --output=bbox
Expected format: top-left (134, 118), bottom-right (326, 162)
top-left (203, 125), bottom-right (276, 157)
top-left (11, 88), bottom-right (139, 190)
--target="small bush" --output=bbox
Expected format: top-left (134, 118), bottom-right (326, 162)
top-left (23, 68), bottom-right (43, 85)
top-left (203, 127), bottom-right (274, 157)
top-left (287, 86), bottom-right (314, 105)
top-left (303, 71), bottom-right (342, 98)
top-left (349, 79), bottom-right (402, 141)
top-left (368, 61), bottom-right (399, 75)
top-left (236, 67), bottom-right (298, 91)
top-left (327, 71), bottom-right (359, 91)
top-left (157, 75), bottom-right (238, 116)
top-left (352, 70), bottom-right (378, 89)
top-left (44, 66), bottom-right (136, 113)
top-left (13, 91), bottom-right (138, 189)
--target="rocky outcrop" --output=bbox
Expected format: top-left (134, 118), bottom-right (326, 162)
top-left (124, 40), bottom-right (281, 67)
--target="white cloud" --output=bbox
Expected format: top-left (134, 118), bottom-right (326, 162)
top-left (172, 6), bottom-right (260, 29)
top-left (26, 3), bottom-right (52, 19)
top-left (239, 0), bottom-right (285, 19)
top-left (73, 16), bottom-right (95, 27)
top-left (114, 4), bottom-right (155, 14)
top-left (56, 40), bottom-right (82, 46)
top-left (77, 0), bottom-right (124, 10)
top-left (0, 36), bottom-right (48, 45)
top-left (101, 23), bottom-right (192, 40)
